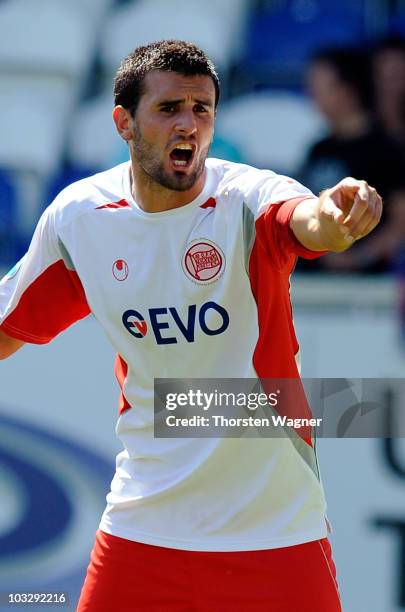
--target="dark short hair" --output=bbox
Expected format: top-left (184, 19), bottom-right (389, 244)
top-left (310, 47), bottom-right (371, 109)
top-left (114, 40), bottom-right (220, 115)
top-left (373, 35), bottom-right (405, 57)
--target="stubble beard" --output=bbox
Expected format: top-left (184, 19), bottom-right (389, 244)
top-left (132, 121), bottom-right (209, 192)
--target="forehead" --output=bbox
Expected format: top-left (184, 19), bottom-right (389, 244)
top-left (309, 62), bottom-right (340, 84)
top-left (141, 70), bottom-right (216, 103)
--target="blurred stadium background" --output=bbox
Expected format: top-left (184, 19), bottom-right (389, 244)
top-left (1, 0), bottom-right (405, 610)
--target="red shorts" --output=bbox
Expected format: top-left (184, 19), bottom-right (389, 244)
top-left (77, 530), bottom-right (342, 611)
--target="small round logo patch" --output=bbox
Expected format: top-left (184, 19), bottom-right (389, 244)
top-left (183, 239), bottom-right (225, 284)
top-left (112, 259), bottom-right (129, 281)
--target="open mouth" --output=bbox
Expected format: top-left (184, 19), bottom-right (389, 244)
top-left (169, 143), bottom-right (195, 168)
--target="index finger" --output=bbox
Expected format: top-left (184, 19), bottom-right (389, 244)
top-left (334, 177), bottom-right (369, 198)
top-left (342, 186), bottom-right (373, 227)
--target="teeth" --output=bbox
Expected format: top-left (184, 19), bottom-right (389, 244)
top-left (175, 144), bottom-right (192, 150)
top-left (173, 160), bottom-right (188, 166)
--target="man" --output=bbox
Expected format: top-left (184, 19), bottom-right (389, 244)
top-left (301, 46), bottom-right (403, 273)
top-left (372, 36), bottom-right (405, 156)
top-left (303, 47), bottom-right (403, 204)
top-left (0, 41), bottom-right (381, 611)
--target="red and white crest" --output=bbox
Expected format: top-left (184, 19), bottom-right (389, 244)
top-left (182, 239), bottom-right (225, 284)
top-left (112, 259), bottom-right (129, 281)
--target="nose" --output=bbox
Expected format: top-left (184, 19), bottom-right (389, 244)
top-left (174, 110), bottom-right (197, 136)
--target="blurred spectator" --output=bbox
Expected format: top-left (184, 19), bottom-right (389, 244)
top-left (300, 46), bottom-right (405, 273)
top-left (372, 36), bottom-right (405, 339)
top-left (372, 36), bottom-right (405, 156)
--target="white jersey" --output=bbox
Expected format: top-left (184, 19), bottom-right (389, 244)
top-left (0, 159), bottom-right (328, 551)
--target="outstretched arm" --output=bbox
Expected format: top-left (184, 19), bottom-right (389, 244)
top-left (290, 177), bottom-right (383, 252)
top-left (0, 329), bottom-right (25, 360)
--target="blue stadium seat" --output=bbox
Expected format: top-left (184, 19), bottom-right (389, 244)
top-left (239, 0), bottom-right (369, 86)
top-left (388, 13), bottom-right (405, 36)
top-left (46, 166), bottom-right (98, 208)
top-left (0, 169), bottom-right (19, 266)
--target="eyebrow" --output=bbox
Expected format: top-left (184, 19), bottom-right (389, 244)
top-left (157, 98), bottom-right (214, 108)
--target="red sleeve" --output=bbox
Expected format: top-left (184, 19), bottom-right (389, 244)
top-left (0, 260), bottom-right (90, 344)
top-left (261, 197), bottom-right (328, 271)
top-left (0, 200), bottom-right (91, 344)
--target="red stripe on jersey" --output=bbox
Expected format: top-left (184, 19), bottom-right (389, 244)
top-left (115, 354), bottom-right (131, 415)
top-left (200, 197), bottom-right (216, 209)
top-left (95, 199), bottom-right (130, 210)
top-left (249, 198), bottom-right (324, 444)
top-left (274, 197), bottom-right (328, 260)
top-left (0, 260), bottom-right (90, 344)
top-left (249, 203), bottom-right (300, 378)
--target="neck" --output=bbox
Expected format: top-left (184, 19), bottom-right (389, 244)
top-left (130, 157), bottom-right (206, 213)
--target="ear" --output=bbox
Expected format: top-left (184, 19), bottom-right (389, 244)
top-left (112, 105), bottom-right (133, 142)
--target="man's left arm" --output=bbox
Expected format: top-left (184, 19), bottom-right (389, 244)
top-left (290, 177), bottom-right (383, 252)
